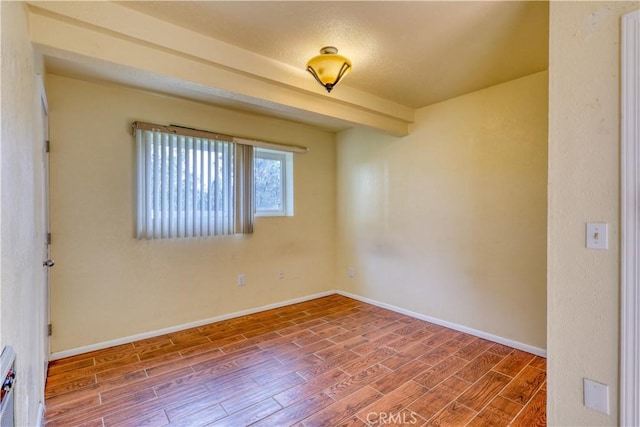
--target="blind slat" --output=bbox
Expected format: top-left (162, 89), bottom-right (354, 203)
top-left (161, 133), bottom-right (168, 239)
top-left (145, 132), bottom-right (153, 238)
top-left (207, 140), bottom-right (213, 237)
top-left (199, 138), bottom-right (205, 236)
top-left (213, 140), bottom-right (218, 235)
top-left (177, 136), bottom-right (184, 237)
top-left (153, 132), bottom-right (161, 238)
top-left (185, 136), bottom-right (192, 238)
top-left (169, 135), bottom-right (176, 238)
top-left (225, 144), bottom-right (232, 233)
top-left (191, 138), bottom-right (197, 237)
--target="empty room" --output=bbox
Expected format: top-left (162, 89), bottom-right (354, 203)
top-left (1, 1), bottom-right (638, 427)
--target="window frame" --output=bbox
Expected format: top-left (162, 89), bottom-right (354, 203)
top-left (254, 147), bottom-right (293, 217)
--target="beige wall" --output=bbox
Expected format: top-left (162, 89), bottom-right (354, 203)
top-left (336, 71), bottom-right (548, 350)
top-left (548, 2), bottom-right (638, 425)
top-left (0, 2), bottom-right (48, 425)
top-left (47, 74), bottom-right (336, 353)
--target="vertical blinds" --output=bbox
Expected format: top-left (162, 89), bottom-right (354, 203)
top-left (135, 126), bottom-right (253, 239)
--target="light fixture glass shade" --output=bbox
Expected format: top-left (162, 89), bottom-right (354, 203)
top-left (306, 46), bottom-right (352, 93)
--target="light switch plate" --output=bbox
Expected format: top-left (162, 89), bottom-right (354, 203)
top-left (586, 223), bottom-right (608, 249)
top-left (584, 378), bottom-right (609, 414)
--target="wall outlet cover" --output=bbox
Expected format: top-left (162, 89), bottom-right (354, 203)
top-left (584, 378), bottom-right (609, 414)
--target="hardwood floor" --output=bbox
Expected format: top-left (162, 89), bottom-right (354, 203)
top-left (45, 295), bottom-right (546, 426)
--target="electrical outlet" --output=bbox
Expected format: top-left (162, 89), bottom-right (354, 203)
top-left (278, 271), bottom-right (285, 280)
top-left (237, 274), bottom-right (246, 286)
top-left (348, 267), bottom-right (355, 278)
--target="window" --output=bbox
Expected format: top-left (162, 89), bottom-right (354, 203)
top-left (135, 124), bottom-right (253, 239)
top-left (254, 148), bottom-right (293, 217)
top-left (134, 122), bottom-right (302, 239)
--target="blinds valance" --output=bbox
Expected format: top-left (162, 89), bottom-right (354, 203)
top-left (132, 122), bottom-right (309, 153)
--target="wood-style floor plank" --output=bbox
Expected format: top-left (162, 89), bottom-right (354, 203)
top-left (511, 386), bottom-right (547, 426)
top-left (425, 401), bottom-right (476, 427)
top-left (301, 385), bottom-right (382, 427)
top-left (467, 395), bottom-right (523, 427)
top-left (500, 365), bottom-right (546, 405)
top-left (355, 381), bottom-right (427, 424)
top-left (414, 356), bottom-right (468, 389)
top-left (456, 371), bottom-right (512, 411)
top-left (45, 294), bottom-right (546, 427)
top-left (407, 387), bottom-right (458, 422)
top-left (369, 359), bottom-right (430, 395)
top-left (252, 393), bottom-right (334, 427)
top-left (455, 352), bottom-right (503, 383)
top-left (274, 368), bottom-right (348, 407)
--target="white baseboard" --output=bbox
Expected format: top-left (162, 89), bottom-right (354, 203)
top-left (337, 290), bottom-right (547, 357)
top-left (49, 290), bottom-right (335, 360)
top-left (51, 289), bottom-right (546, 360)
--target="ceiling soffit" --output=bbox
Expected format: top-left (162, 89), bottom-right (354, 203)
top-left (27, 1), bottom-right (548, 135)
top-left (28, 1), bottom-right (413, 136)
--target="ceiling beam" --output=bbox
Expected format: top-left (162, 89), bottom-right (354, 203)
top-left (27, 1), bottom-right (413, 136)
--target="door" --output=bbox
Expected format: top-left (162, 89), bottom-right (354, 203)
top-left (39, 77), bottom-right (53, 377)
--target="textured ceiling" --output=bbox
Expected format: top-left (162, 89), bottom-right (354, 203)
top-left (118, 1), bottom-right (549, 109)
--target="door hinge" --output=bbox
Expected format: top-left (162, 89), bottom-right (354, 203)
top-left (48, 324), bottom-right (52, 336)
top-left (47, 233), bottom-right (52, 245)
top-left (45, 140), bottom-right (50, 153)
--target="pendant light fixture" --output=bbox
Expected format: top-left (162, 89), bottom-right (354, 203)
top-left (306, 46), bottom-right (352, 93)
